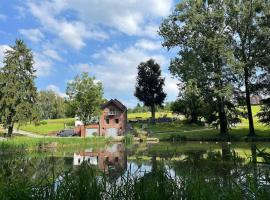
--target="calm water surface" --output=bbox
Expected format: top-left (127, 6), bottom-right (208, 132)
top-left (1, 142), bottom-right (270, 180)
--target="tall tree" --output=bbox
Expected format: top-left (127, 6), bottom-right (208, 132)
top-left (37, 90), bottom-right (66, 119)
top-left (159, 0), bottom-right (240, 136)
top-left (66, 73), bottom-right (103, 125)
top-left (227, 0), bottom-right (270, 136)
top-left (134, 59), bottom-right (166, 122)
top-left (0, 40), bottom-right (38, 136)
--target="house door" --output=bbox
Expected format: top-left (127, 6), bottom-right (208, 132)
top-left (86, 128), bottom-right (98, 137)
top-left (106, 128), bottom-right (118, 137)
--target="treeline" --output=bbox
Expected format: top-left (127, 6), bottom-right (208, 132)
top-left (0, 40), bottom-right (104, 136)
top-left (36, 90), bottom-right (73, 120)
top-left (128, 102), bottom-right (172, 113)
top-left (159, 0), bottom-right (270, 137)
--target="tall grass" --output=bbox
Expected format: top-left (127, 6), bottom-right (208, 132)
top-left (0, 159), bottom-right (269, 200)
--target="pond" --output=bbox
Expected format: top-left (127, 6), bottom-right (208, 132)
top-left (1, 142), bottom-right (270, 199)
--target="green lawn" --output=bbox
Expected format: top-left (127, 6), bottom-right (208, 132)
top-left (128, 112), bottom-right (173, 119)
top-left (16, 106), bottom-right (270, 139)
top-left (132, 105), bottom-right (270, 141)
top-left (18, 118), bottom-right (75, 135)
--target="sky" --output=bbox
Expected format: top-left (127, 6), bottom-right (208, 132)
top-left (0, 0), bottom-right (179, 108)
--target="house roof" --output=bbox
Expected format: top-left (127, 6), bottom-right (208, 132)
top-left (101, 99), bottom-right (127, 111)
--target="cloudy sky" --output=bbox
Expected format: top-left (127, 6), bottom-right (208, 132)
top-left (0, 0), bottom-right (179, 108)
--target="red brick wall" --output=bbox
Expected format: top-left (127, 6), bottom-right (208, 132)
top-left (99, 104), bottom-right (127, 136)
top-left (76, 124), bottom-right (99, 137)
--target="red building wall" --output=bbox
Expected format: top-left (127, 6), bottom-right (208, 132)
top-left (99, 104), bottom-right (127, 136)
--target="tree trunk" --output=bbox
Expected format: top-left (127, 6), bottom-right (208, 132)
top-left (218, 98), bottom-right (228, 136)
top-left (7, 124), bottom-right (14, 137)
top-left (151, 105), bottom-right (156, 124)
top-left (244, 67), bottom-right (255, 137)
top-left (191, 111), bottom-right (198, 124)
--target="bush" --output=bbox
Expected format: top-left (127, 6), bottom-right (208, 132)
top-left (35, 121), bottom-right (48, 126)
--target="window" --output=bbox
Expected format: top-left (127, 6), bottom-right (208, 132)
top-left (106, 118), bottom-right (109, 124)
top-left (115, 119), bottom-right (119, 124)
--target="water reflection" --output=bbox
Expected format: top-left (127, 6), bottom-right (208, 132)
top-left (1, 142), bottom-right (270, 199)
top-left (73, 143), bottom-right (127, 175)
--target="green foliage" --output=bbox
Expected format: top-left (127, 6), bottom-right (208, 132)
top-left (134, 59), bottom-right (166, 120)
top-left (227, 0), bottom-right (270, 136)
top-left (37, 90), bottom-right (66, 120)
top-left (0, 156), bottom-right (270, 199)
top-left (159, 0), bottom-right (248, 135)
top-left (0, 39), bottom-right (38, 136)
top-left (123, 134), bottom-right (134, 144)
top-left (172, 80), bottom-right (205, 123)
top-left (257, 98), bottom-right (270, 126)
top-left (66, 73), bottom-right (103, 125)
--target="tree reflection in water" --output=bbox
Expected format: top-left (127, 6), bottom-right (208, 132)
top-left (0, 142), bottom-right (269, 199)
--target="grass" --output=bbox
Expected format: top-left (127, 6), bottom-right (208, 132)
top-left (0, 158), bottom-right (269, 199)
top-left (128, 111), bottom-right (173, 119)
top-left (18, 118), bottom-right (75, 135)
top-left (13, 106), bottom-right (270, 140)
top-left (132, 105), bottom-right (270, 141)
top-left (17, 112), bottom-right (173, 135)
top-left (0, 135), bottom-right (109, 150)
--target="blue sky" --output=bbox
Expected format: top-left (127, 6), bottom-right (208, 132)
top-left (0, 0), bottom-right (179, 108)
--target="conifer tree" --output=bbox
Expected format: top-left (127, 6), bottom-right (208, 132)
top-left (0, 40), bottom-right (38, 136)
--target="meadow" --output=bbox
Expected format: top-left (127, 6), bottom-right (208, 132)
top-left (5, 105), bottom-right (269, 142)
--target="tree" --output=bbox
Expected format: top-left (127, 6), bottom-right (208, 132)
top-left (134, 59), bottom-right (166, 122)
top-left (159, 0), bottom-right (239, 136)
top-left (0, 40), bottom-right (38, 136)
top-left (172, 80), bottom-right (204, 123)
top-left (66, 73), bottom-right (103, 125)
top-left (257, 98), bottom-right (270, 126)
top-left (37, 90), bottom-right (66, 119)
top-left (227, 0), bottom-right (270, 136)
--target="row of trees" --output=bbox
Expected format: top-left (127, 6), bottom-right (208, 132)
top-left (158, 0), bottom-right (270, 137)
top-left (0, 40), bottom-right (104, 136)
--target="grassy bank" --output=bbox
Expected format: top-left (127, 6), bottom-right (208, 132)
top-left (18, 118), bottom-right (75, 135)
top-left (17, 112), bottom-right (173, 135)
top-left (133, 106), bottom-right (270, 141)
top-left (0, 136), bottom-right (109, 150)
top-left (15, 106), bottom-right (270, 141)
top-left (128, 111), bottom-right (173, 119)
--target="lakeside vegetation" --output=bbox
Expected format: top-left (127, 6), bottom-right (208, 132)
top-left (4, 105), bottom-right (267, 143)
top-left (1, 144), bottom-right (270, 200)
top-left (0, 136), bottom-right (110, 151)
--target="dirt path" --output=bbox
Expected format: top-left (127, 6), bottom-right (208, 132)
top-left (13, 129), bottom-right (47, 138)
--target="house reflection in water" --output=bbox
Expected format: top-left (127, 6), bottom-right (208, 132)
top-left (73, 143), bottom-right (127, 174)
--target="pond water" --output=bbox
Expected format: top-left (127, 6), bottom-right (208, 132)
top-left (1, 142), bottom-right (270, 199)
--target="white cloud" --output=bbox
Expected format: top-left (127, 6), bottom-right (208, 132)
top-left (27, 1), bottom-right (108, 49)
top-left (71, 63), bottom-right (91, 73)
top-left (43, 49), bottom-right (63, 61)
top-left (26, 0), bottom-right (173, 48)
top-left (33, 53), bottom-right (53, 77)
top-left (164, 74), bottom-right (179, 101)
top-left (46, 84), bottom-right (67, 97)
top-left (19, 28), bottom-right (44, 43)
top-left (135, 39), bottom-right (162, 50)
top-left (0, 45), bottom-right (11, 68)
top-left (90, 45), bottom-right (175, 106)
top-left (68, 0), bottom-right (173, 37)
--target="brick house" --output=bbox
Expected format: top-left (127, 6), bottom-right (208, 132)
top-left (75, 99), bottom-right (127, 137)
